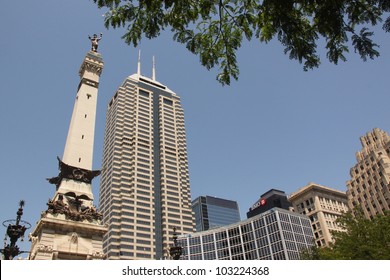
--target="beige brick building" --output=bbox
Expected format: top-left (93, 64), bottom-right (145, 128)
top-left (289, 183), bottom-right (349, 247)
top-left (346, 128), bottom-right (390, 219)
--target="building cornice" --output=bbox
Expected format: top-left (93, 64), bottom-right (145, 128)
top-left (289, 183), bottom-right (347, 201)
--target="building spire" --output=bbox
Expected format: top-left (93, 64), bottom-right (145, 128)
top-left (152, 56), bottom-right (156, 81)
top-left (137, 50), bottom-right (141, 75)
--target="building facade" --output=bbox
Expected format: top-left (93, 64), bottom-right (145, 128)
top-left (288, 183), bottom-right (349, 247)
top-left (192, 196), bottom-right (240, 232)
top-left (29, 50), bottom-right (107, 260)
top-left (247, 189), bottom-right (292, 218)
top-left (99, 65), bottom-right (195, 260)
top-left (346, 128), bottom-right (390, 219)
top-left (178, 208), bottom-right (314, 260)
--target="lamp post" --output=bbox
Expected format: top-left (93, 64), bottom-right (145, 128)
top-left (1, 200), bottom-right (31, 260)
top-left (169, 227), bottom-right (182, 260)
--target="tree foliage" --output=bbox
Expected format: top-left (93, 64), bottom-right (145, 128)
top-left (93, 0), bottom-right (390, 85)
top-left (301, 209), bottom-right (390, 260)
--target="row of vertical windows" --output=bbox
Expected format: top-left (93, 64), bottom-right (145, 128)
top-left (137, 214), bottom-right (151, 219)
top-left (138, 103), bottom-right (150, 110)
top-left (137, 179), bottom-right (151, 185)
top-left (137, 184), bottom-right (151, 190)
top-left (138, 153), bottom-right (150, 159)
top-left (166, 180), bottom-right (178, 186)
top-left (137, 196), bottom-right (150, 202)
top-left (165, 160), bottom-right (177, 166)
top-left (138, 99), bottom-right (150, 106)
top-left (138, 111), bottom-right (150, 119)
top-left (138, 115), bottom-right (150, 123)
top-left (165, 155), bottom-right (177, 161)
top-left (137, 157), bottom-right (150, 163)
top-left (137, 168), bottom-right (150, 174)
top-left (137, 163), bottom-right (150, 169)
top-left (139, 90), bottom-right (150, 97)
top-left (137, 190), bottom-right (150, 196)
top-left (137, 174), bottom-right (150, 179)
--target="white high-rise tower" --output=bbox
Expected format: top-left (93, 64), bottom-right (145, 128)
top-left (99, 56), bottom-right (195, 259)
top-left (29, 37), bottom-right (107, 260)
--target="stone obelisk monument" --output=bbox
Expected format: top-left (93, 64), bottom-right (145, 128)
top-left (29, 34), bottom-right (107, 260)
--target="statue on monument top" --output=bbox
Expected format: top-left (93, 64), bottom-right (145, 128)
top-left (88, 33), bottom-right (102, 52)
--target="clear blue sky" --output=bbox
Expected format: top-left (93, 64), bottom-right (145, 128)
top-left (1, 1), bottom-right (389, 255)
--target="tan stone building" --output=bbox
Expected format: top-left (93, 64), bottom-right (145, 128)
top-left (99, 58), bottom-right (195, 259)
top-left (346, 128), bottom-right (390, 219)
top-left (289, 183), bottom-right (349, 247)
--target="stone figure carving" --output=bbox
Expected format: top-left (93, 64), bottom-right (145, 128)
top-left (29, 233), bottom-right (38, 245)
top-left (47, 194), bottom-right (68, 215)
top-left (92, 251), bottom-right (106, 259)
top-left (88, 33), bottom-right (102, 52)
top-left (37, 244), bottom-right (53, 253)
top-left (70, 232), bottom-right (78, 244)
top-left (46, 194), bottom-right (103, 222)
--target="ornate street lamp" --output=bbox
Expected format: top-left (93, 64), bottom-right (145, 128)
top-left (1, 200), bottom-right (31, 260)
top-left (169, 227), bottom-right (183, 260)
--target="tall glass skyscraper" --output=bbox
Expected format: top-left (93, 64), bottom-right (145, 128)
top-left (192, 196), bottom-right (240, 232)
top-left (99, 64), bottom-right (195, 259)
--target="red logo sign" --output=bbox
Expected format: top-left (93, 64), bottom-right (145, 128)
top-left (250, 198), bottom-right (266, 211)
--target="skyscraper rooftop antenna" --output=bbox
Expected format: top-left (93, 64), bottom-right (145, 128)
top-left (152, 56), bottom-right (156, 81)
top-left (137, 50), bottom-right (141, 75)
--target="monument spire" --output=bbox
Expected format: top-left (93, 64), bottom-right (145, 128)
top-left (137, 49), bottom-right (141, 75)
top-left (29, 35), bottom-right (107, 260)
top-left (152, 56), bottom-right (156, 81)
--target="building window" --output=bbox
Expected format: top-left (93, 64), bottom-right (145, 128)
top-left (139, 90), bottom-right (149, 97)
top-left (163, 98), bottom-right (173, 105)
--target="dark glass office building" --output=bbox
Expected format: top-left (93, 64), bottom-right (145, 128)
top-left (247, 189), bottom-right (292, 218)
top-left (192, 196), bottom-right (241, 232)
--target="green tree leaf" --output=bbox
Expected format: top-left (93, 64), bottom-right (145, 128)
top-left (301, 209), bottom-right (390, 260)
top-left (93, 0), bottom-right (389, 85)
